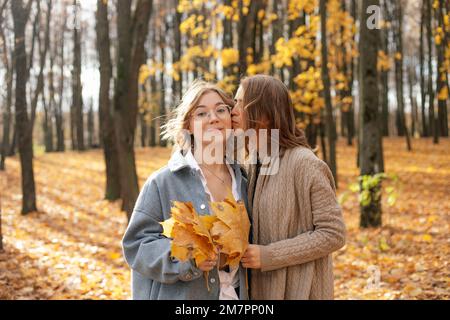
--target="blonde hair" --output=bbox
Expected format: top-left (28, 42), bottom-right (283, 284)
top-left (161, 79), bottom-right (235, 150)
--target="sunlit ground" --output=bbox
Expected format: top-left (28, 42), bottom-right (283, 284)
top-left (0, 138), bottom-right (449, 299)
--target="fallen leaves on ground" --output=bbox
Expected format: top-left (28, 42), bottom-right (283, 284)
top-left (0, 139), bottom-right (449, 299)
top-left (329, 138), bottom-right (450, 300)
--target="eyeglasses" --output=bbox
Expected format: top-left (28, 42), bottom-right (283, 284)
top-left (191, 105), bottom-right (232, 121)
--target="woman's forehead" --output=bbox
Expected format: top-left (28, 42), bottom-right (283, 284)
top-left (196, 91), bottom-right (225, 107)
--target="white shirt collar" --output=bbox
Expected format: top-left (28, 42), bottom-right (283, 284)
top-left (183, 149), bottom-right (240, 202)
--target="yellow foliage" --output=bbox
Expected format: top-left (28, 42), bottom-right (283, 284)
top-left (160, 198), bottom-right (250, 270)
top-left (438, 87), bottom-right (448, 101)
top-left (220, 48), bottom-right (239, 68)
top-left (210, 199), bottom-right (250, 268)
top-left (378, 50), bottom-right (391, 72)
top-left (160, 202), bottom-right (217, 267)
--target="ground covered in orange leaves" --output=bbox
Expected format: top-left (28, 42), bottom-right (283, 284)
top-left (0, 138), bottom-right (449, 300)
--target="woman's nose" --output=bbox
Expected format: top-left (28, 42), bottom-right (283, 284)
top-left (208, 111), bottom-right (220, 123)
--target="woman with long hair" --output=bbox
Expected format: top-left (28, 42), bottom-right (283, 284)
top-left (122, 80), bottom-right (249, 300)
top-left (232, 74), bottom-right (346, 300)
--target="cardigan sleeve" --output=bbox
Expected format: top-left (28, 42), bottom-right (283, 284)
top-left (121, 176), bottom-right (203, 283)
top-left (259, 157), bottom-right (346, 272)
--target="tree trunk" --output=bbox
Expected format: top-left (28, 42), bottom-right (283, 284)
top-left (393, 1), bottom-right (411, 150)
top-left (96, 0), bottom-right (120, 201)
top-left (12, 0), bottom-right (37, 215)
top-left (320, 0), bottom-right (337, 187)
top-left (88, 101), bottom-right (95, 148)
top-left (30, 0), bottom-right (52, 136)
top-left (42, 95), bottom-right (54, 152)
top-left (8, 125), bottom-right (17, 156)
top-left (172, 0), bottom-right (182, 103)
top-left (380, 0), bottom-right (390, 137)
top-left (237, 0), bottom-right (258, 76)
top-left (408, 64), bottom-right (418, 137)
top-left (73, 0), bottom-right (84, 151)
top-left (139, 114), bottom-right (147, 148)
top-left (113, 0), bottom-right (153, 218)
top-left (436, 0), bottom-right (448, 137)
top-left (419, 0), bottom-right (428, 137)
top-left (359, 0), bottom-right (383, 228)
top-left (159, 18), bottom-right (167, 148)
top-left (269, 0), bottom-right (284, 79)
top-left (346, 0), bottom-right (357, 145)
top-left (55, 24), bottom-right (65, 152)
top-left (149, 74), bottom-right (157, 147)
top-left (45, 41), bottom-right (57, 153)
top-left (0, 9), bottom-right (13, 170)
top-left (426, 0), bottom-right (439, 144)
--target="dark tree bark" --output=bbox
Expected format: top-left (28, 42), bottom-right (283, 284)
top-left (380, 0), bottom-right (390, 137)
top-left (426, 0), bottom-right (439, 144)
top-left (149, 72), bottom-right (157, 147)
top-left (54, 18), bottom-right (65, 153)
top-left (344, 0), bottom-right (356, 145)
top-left (408, 64), bottom-right (418, 137)
top-left (42, 95), bottom-right (53, 152)
top-left (392, 0), bottom-right (411, 150)
top-left (12, 0), bottom-right (37, 214)
top-left (87, 100), bottom-right (95, 148)
top-left (359, 0), bottom-right (384, 228)
top-left (320, 0), bottom-right (337, 187)
top-left (269, 0), bottom-right (283, 78)
top-left (139, 113), bottom-right (147, 148)
top-left (113, 0), bottom-right (153, 218)
top-left (30, 0), bottom-right (51, 136)
top-left (159, 16), bottom-right (167, 148)
top-left (436, 0), bottom-right (448, 137)
top-left (222, 0), bottom-right (233, 49)
top-left (8, 125), bottom-right (17, 156)
top-left (43, 33), bottom-right (58, 154)
top-left (72, 0), bottom-right (84, 151)
top-left (96, 0), bottom-right (120, 201)
top-left (237, 0), bottom-right (258, 76)
top-left (419, 0), bottom-right (428, 137)
top-left (0, 1), bottom-right (8, 248)
top-left (171, 0), bottom-right (182, 103)
top-left (0, 0), bottom-right (13, 170)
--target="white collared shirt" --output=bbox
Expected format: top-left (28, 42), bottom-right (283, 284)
top-left (183, 149), bottom-right (240, 300)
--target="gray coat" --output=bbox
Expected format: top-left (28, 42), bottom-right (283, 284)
top-left (122, 150), bottom-right (250, 300)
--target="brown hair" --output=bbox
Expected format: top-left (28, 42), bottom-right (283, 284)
top-left (240, 74), bottom-right (310, 150)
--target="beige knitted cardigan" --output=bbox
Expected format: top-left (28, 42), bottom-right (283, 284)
top-left (246, 146), bottom-right (346, 300)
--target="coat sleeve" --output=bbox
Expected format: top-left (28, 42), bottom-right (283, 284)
top-left (121, 175), bottom-right (203, 284)
top-left (259, 157), bottom-right (346, 272)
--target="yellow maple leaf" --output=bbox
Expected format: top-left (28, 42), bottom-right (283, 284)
top-left (160, 202), bottom-right (217, 266)
top-left (209, 198), bottom-right (250, 268)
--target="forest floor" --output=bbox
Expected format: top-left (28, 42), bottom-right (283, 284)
top-left (0, 138), bottom-right (449, 300)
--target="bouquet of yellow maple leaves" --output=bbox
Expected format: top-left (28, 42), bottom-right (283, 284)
top-left (160, 197), bottom-right (250, 289)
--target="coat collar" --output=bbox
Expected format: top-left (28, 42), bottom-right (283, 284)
top-left (168, 148), bottom-right (242, 176)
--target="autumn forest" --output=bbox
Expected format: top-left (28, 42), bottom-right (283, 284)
top-left (0, 0), bottom-right (449, 300)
